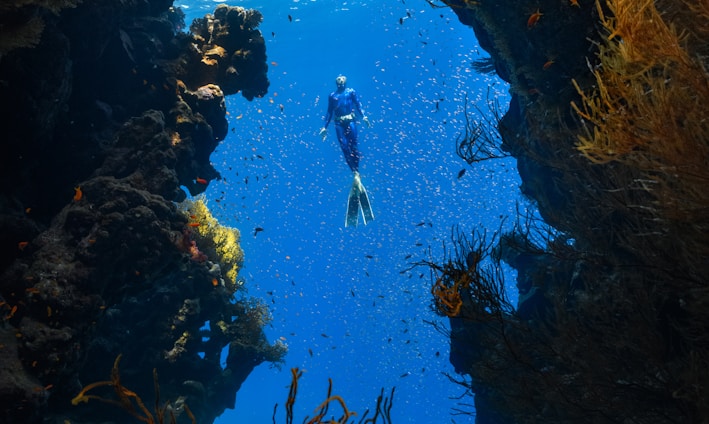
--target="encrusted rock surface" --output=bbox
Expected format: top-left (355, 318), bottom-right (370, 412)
top-left (0, 1), bottom-right (283, 423)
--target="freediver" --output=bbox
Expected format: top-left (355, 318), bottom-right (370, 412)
top-left (319, 75), bottom-right (374, 227)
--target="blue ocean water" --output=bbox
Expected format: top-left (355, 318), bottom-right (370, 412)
top-left (178, 1), bottom-right (524, 422)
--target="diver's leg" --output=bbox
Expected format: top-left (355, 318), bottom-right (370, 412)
top-left (337, 124), bottom-right (359, 172)
top-left (335, 125), bottom-right (356, 172)
top-left (346, 123), bottom-right (360, 172)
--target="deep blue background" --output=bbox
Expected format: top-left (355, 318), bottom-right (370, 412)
top-left (178, 1), bottom-right (524, 422)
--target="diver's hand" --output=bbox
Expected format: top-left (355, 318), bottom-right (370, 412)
top-left (362, 116), bottom-right (371, 128)
top-left (319, 127), bottom-right (327, 141)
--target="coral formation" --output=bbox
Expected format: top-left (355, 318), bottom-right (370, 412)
top-left (571, 0), bottom-right (709, 228)
top-left (71, 355), bottom-right (196, 424)
top-left (455, 92), bottom-right (510, 164)
top-left (179, 198), bottom-right (244, 290)
top-left (281, 368), bottom-right (394, 424)
top-left (0, 0), bottom-right (80, 56)
top-left (187, 4), bottom-right (269, 99)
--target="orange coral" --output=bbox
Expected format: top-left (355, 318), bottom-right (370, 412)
top-left (431, 264), bottom-right (473, 317)
top-left (571, 0), bottom-right (709, 166)
top-left (570, 0), bottom-right (709, 231)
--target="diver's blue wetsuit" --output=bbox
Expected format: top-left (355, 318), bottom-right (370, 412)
top-left (320, 76), bottom-right (374, 226)
top-left (323, 87), bottom-right (365, 172)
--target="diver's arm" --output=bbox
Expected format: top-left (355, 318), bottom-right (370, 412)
top-left (351, 90), bottom-right (371, 128)
top-left (323, 94), bottom-right (336, 128)
top-left (320, 94), bottom-right (335, 140)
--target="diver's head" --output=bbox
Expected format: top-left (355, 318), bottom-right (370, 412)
top-left (335, 75), bottom-right (347, 88)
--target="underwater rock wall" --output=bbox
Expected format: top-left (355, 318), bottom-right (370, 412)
top-left (439, 0), bottom-right (709, 422)
top-left (0, 1), bottom-right (284, 423)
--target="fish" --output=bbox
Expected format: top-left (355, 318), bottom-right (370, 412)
top-left (457, 169), bottom-right (466, 179)
top-left (196, 178), bottom-right (208, 184)
top-left (527, 9), bottom-right (543, 29)
top-left (73, 186), bottom-right (83, 202)
top-left (254, 227), bottom-right (264, 236)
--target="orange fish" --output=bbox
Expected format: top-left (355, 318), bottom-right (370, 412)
top-left (18, 241), bottom-right (29, 251)
top-left (5, 305), bottom-right (17, 320)
top-left (73, 186), bottom-right (83, 202)
top-left (211, 278), bottom-right (219, 287)
top-left (527, 9), bottom-right (543, 28)
top-left (543, 59), bottom-right (555, 70)
top-left (196, 178), bottom-right (208, 184)
top-left (570, 0), bottom-right (580, 6)
top-left (188, 222), bottom-right (201, 227)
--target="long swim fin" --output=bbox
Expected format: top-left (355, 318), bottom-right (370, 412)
top-left (346, 180), bottom-right (361, 227)
top-left (358, 176), bottom-right (374, 224)
top-left (345, 172), bottom-right (374, 227)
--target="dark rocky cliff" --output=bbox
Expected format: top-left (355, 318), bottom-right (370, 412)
top-left (432, 0), bottom-right (709, 422)
top-left (0, 1), bottom-right (284, 423)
